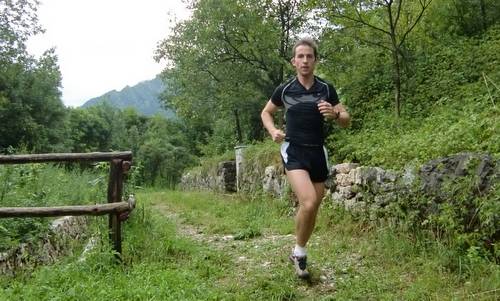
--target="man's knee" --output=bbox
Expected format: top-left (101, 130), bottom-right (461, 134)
top-left (299, 196), bottom-right (321, 214)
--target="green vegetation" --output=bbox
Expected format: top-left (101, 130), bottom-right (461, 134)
top-left (1, 0), bottom-right (498, 299)
top-left (2, 0), bottom-right (498, 185)
top-left (327, 26), bottom-right (500, 168)
top-left (0, 164), bottom-right (107, 252)
top-left (2, 190), bottom-right (498, 300)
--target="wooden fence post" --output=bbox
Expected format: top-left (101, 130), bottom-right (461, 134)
top-left (107, 159), bottom-right (124, 257)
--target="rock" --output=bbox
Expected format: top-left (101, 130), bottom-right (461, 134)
top-left (338, 186), bottom-right (355, 198)
top-left (336, 173), bottom-right (353, 186)
top-left (350, 167), bottom-right (397, 192)
top-left (419, 153), bottom-right (498, 195)
top-left (331, 192), bottom-right (344, 204)
top-left (334, 163), bottom-right (360, 174)
top-left (344, 199), bottom-right (366, 212)
top-left (374, 192), bottom-right (396, 206)
top-left (218, 161), bottom-right (236, 192)
top-left (401, 165), bottom-right (417, 187)
top-left (262, 165), bottom-right (283, 197)
top-left (0, 216), bottom-right (88, 275)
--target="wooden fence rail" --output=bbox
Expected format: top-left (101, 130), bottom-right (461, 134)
top-left (0, 196), bottom-right (136, 218)
top-left (0, 151), bottom-right (134, 258)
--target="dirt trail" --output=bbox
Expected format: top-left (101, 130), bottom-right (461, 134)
top-left (152, 201), bottom-right (340, 293)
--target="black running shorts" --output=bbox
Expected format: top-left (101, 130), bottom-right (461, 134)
top-left (280, 142), bottom-right (330, 183)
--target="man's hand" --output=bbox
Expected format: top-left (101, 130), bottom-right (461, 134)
top-left (261, 99), bottom-right (286, 142)
top-left (270, 128), bottom-right (286, 143)
top-left (317, 100), bottom-right (339, 120)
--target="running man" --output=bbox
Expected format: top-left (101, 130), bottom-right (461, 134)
top-left (261, 37), bottom-right (350, 279)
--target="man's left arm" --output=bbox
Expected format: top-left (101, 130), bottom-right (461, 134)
top-left (332, 103), bottom-right (350, 128)
top-left (317, 101), bottom-right (350, 128)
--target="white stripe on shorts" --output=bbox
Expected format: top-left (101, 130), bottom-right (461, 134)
top-left (280, 141), bottom-right (290, 164)
top-left (323, 146), bottom-right (330, 175)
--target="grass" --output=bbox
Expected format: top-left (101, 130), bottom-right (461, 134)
top-left (330, 97), bottom-right (499, 170)
top-left (0, 163), bottom-right (108, 251)
top-left (1, 188), bottom-right (498, 300)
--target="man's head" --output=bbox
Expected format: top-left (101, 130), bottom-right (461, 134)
top-left (291, 37), bottom-right (318, 77)
top-left (291, 38), bottom-right (318, 60)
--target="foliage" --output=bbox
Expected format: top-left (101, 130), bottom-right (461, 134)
top-left (328, 26), bottom-right (500, 168)
top-left (196, 117), bottom-right (239, 157)
top-left (0, 0), bottom-right (66, 153)
top-left (136, 116), bottom-right (197, 187)
top-left (0, 0), bottom-right (42, 62)
top-left (329, 100), bottom-right (498, 169)
top-left (155, 0), bottom-right (308, 153)
top-left (60, 104), bottom-right (197, 186)
top-left (312, 0), bottom-right (433, 117)
top-left (367, 163), bottom-right (500, 261)
top-left (421, 0), bottom-right (500, 37)
top-left (0, 163), bottom-right (107, 252)
top-left (0, 50), bottom-right (65, 152)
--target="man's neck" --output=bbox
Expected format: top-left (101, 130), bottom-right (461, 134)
top-left (297, 74), bottom-right (315, 90)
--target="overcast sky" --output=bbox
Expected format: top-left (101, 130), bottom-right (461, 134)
top-left (27, 0), bottom-right (191, 107)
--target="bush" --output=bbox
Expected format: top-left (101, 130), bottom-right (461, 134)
top-left (0, 164), bottom-right (108, 252)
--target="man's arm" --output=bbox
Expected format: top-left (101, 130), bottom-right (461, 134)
top-left (332, 103), bottom-right (350, 128)
top-left (261, 100), bottom-right (285, 143)
top-left (318, 101), bottom-right (351, 128)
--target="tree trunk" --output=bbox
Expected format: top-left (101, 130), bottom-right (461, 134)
top-left (234, 109), bottom-right (243, 143)
top-left (387, 1), bottom-right (401, 118)
top-left (393, 49), bottom-right (402, 118)
top-left (480, 0), bottom-right (487, 33)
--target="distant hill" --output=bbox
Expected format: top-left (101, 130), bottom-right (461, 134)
top-left (81, 77), bottom-right (174, 118)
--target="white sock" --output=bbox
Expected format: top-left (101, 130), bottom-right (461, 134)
top-left (293, 244), bottom-right (307, 257)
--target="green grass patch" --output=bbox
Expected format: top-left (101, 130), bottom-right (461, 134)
top-left (1, 189), bottom-right (498, 300)
top-left (147, 189), bottom-right (293, 236)
top-left (330, 97), bottom-right (499, 169)
top-left (0, 164), bottom-right (108, 252)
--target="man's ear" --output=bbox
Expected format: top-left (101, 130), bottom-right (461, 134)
top-left (290, 57), bottom-right (295, 65)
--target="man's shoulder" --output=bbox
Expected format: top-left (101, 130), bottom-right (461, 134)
top-left (277, 76), bottom-right (297, 90)
top-left (314, 76), bottom-right (333, 86)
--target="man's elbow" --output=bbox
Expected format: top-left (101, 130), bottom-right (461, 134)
top-left (261, 110), bottom-right (270, 122)
top-left (338, 114), bottom-right (351, 128)
top-left (339, 121), bottom-right (350, 128)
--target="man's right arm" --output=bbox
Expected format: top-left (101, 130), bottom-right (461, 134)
top-left (261, 100), bottom-right (285, 143)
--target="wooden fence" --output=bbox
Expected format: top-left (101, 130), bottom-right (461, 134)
top-left (0, 151), bottom-right (135, 258)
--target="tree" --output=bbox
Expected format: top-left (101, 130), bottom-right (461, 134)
top-left (0, 0), bottom-right (42, 64)
top-left (315, 0), bottom-right (433, 117)
top-left (156, 0), bottom-right (308, 154)
top-left (0, 48), bottom-right (65, 152)
top-left (137, 116), bottom-right (196, 186)
top-left (0, 0), bottom-right (66, 152)
top-left (65, 107), bottom-right (112, 153)
top-left (421, 0), bottom-right (500, 37)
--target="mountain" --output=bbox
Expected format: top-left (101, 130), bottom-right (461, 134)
top-left (81, 77), bottom-right (174, 118)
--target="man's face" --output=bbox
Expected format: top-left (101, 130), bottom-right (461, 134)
top-left (291, 45), bottom-right (316, 77)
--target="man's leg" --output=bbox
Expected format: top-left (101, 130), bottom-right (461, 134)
top-left (286, 169), bottom-right (325, 249)
top-left (286, 169), bottom-right (325, 278)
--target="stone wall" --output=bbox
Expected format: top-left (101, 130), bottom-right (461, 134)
top-left (179, 154), bottom-right (286, 197)
top-left (331, 163), bottom-right (402, 214)
top-left (179, 151), bottom-right (498, 215)
top-left (179, 160), bottom-right (236, 193)
top-left (0, 216), bottom-right (88, 275)
top-left (330, 152), bottom-right (498, 219)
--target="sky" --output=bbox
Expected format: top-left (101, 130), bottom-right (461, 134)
top-left (27, 0), bottom-right (191, 107)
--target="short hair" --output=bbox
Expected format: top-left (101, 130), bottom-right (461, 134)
top-left (291, 37), bottom-right (318, 60)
